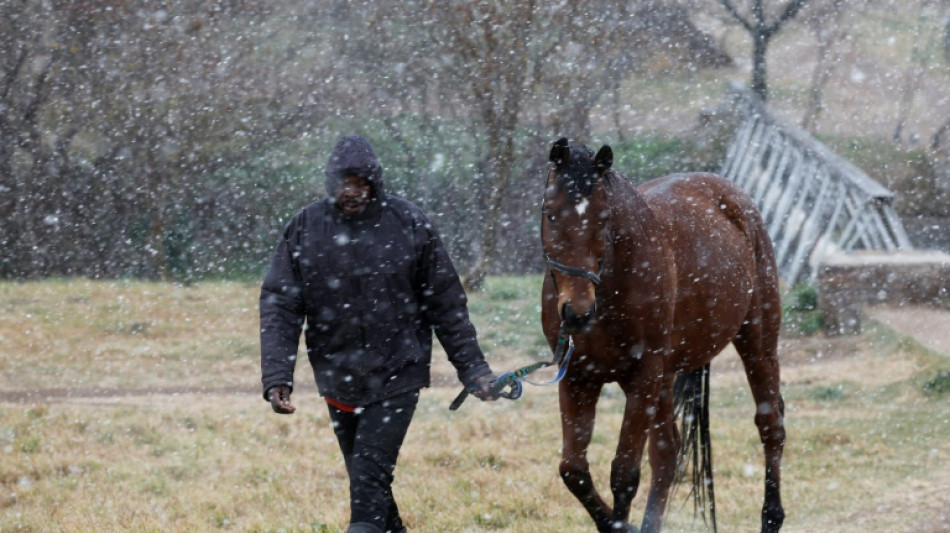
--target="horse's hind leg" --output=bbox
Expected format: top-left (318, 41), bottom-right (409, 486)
top-left (734, 305), bottom-right (786, 533)
top-left (559, 380), bottom-right (614, 532)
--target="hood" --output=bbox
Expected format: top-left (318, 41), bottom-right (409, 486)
top-left (324, 135), bottom-right (385, 200)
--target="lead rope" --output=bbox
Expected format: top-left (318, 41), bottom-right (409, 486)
top-left (448, 326), bottom-right (574, 410)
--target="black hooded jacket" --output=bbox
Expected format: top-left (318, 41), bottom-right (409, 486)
top-left (260, 135), bottom-right (490, 405)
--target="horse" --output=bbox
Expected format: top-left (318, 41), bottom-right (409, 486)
top-left (540, 138), bottom-right (785, 533)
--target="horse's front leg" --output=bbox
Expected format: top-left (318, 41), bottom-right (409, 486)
top-left (640, 379), bottom-right (680, 533)
top-left (611, 376), bottom-right (663, 533)
top-left (559, 379), bottom-right (614, 532)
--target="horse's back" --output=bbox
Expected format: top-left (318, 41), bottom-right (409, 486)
top-left (638, 173), bottom-right (757, 226)
top-left (638, 172), bottom-right (761, 262)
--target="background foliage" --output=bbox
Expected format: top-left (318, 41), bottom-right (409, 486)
top-left (3, 0), bottom-right (949, 281)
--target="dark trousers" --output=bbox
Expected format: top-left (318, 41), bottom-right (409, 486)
top-left (327, 389), bottom-right (419, 532)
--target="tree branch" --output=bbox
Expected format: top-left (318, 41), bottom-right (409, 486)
top-left (718, 0), bottom-right (755, 33)
top-left (765, 0), bottom-right (810, 37)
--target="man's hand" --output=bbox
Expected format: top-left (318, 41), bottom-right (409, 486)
top-left (470, 371), bottom-right (500, 402)
top-left (267, 385), bottom-right (296, 414)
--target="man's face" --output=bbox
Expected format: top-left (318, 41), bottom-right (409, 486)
top-left (335, 175), bottom-right (372, 215)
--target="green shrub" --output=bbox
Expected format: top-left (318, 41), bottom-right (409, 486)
top-left (782, 283), bottom-right (824, 336)
top-left (923, 370), bottom-right (950, 394)
top-left (811, 384), bottom-right (846, 401)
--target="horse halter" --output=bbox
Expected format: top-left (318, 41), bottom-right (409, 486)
top-left (544, 253), bottom-right (603, 286)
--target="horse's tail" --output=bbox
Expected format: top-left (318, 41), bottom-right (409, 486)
top-left (673, 363), bottom-right (717, 533)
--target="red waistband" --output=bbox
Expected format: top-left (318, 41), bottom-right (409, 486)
top-left (325, 397), bottom-right (361, 413)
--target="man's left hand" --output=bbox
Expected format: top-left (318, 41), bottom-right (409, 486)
top-left (470, 372), bottom-right (500, 401)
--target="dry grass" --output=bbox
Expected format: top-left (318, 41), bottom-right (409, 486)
top-left (1, 278), bottom-right (949, 532)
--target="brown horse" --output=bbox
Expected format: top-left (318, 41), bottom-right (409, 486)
top-left (540, 138), bottom-right (785, 533)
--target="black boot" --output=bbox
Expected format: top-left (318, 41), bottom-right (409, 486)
top-left (346, 523), bottom-right (383, 533)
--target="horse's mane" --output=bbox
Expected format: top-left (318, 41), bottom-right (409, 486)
top-left (556, 143), bottom-right (615, 200)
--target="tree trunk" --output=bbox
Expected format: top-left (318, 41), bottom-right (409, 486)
top-left (144, 160), bottom-right (170, 281)
top-left (719, 0), bottom-right (810, 103)
top-left (751, 32), bottom-right (769, 101)
top-left (801, 2), bottom-right (850, 133)
top-left (801, 39), bottom-right (837, 132)
top-left (893, 0), bottom-right (934, 143)
top-left (463, 132), bottom-right (514, 291)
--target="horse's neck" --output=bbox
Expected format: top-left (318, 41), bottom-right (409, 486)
top-left (607, 172), bottom-right (657, 229)
top-left (605, 173), bottom-right (666, 263)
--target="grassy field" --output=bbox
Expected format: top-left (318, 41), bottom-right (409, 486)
top-left (1, 278), bottom-right (949, 532)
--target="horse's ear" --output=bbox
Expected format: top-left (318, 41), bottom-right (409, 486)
top-left (594, 145), bottom-right (613, 173)
top-left (550, 137), bottom-right (570, 165)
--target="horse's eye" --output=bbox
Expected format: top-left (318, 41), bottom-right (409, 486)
top-left (545, 211), bottom-right (556, 223)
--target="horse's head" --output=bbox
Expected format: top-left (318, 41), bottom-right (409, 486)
top-left (542, 137), bottom-right (613, 333)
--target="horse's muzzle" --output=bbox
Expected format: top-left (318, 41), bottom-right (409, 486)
top-left (560, 301), bottom-right (596, 333)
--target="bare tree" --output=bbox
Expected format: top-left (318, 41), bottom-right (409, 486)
top-left (717, 0), bottom-right (811, 101)
top-left (0, 1), bottom-right (94, 277)
top-left (430, 1), bottom-right (659, 288)
top-left (1, 0), bottom-right (330, 279)
top-left (893, 0), bottom-right (947, 143)
top-left (800, 0), bottom-right (852, 132)
top-left (347, 1), bottom-right (720, 288)
top-left (55, 3), bottom-right (266, 278)
top-left (945, 15), bottom-right (950, 61)
top-left (432, 1), bottom-right (540, 289)
top-left (0, 0), bottom-right (737, 280)
top-left (322, 0), bottom-right (547, 289)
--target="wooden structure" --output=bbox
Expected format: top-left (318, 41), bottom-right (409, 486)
top-left (720, 87), bottom-right (913, 287)
top-left (817, 250), bottom-right (950, 334)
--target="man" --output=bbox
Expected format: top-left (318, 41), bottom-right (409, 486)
top-left (260, 135), bottom-right (498, 533)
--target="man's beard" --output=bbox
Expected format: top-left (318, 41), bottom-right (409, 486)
top-left (341, 197), bottom-right (369, 214)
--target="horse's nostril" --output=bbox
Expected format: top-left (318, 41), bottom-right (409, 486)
top-left (582, 306), bottom-right (595, 322)
top-left (561, 301), bottom-right (595, 331)
top-left (560, 302), bottom-right (575, 322)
